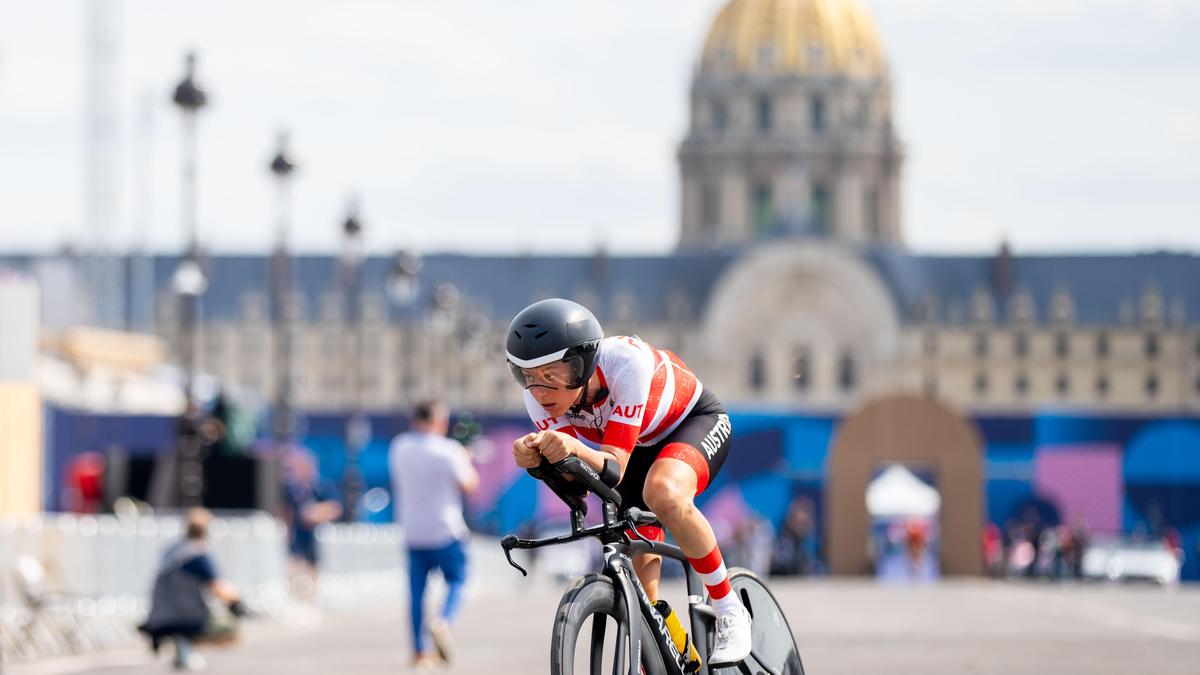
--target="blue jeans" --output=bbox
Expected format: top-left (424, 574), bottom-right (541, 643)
top-left (407, 539), bottom-right (468, 653)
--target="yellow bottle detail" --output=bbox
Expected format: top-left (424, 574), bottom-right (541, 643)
top-left (654, 600), bottom-right (701, 672)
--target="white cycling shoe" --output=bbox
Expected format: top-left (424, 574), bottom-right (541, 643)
top-left (709, 604), bottom-right (753, 665)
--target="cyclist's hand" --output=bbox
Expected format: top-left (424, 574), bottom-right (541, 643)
top-left (535, 430), bottom-right (574, 463)
top-left (513, 433), bottom-right (541, 468)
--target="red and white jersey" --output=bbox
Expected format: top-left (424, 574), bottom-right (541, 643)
top-left (523, 335), bottom-right (703, 453)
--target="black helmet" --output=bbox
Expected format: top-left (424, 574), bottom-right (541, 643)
top-left (506, 298), bottom-right (603, 390)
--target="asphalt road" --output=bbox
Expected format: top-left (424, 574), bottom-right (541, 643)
top-left (9, 578), bottom-right (1200, 675)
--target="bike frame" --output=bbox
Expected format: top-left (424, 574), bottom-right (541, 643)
top-left (501, 458), bottom-right (718, 675)
top-left (610, 535), bottom-right (717, 674)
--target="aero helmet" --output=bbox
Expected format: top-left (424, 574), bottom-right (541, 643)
top-left (506, 298), bottom-right (603, 390)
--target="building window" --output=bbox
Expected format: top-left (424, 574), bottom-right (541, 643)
top-left (1055, 373), bottom-right (1070, 397)
top-left (1145, 332), bottom-right (1160, 359)
top-left (753, 182), bottom-right (774, 234)
top-left (1054, 332), bottom-right (1069, 358)
top-left (711, 99), bottom-right (727, 132)
top-left (1096, 373), bottom-right (1110, 398)
top-left (1014, 332), bottom-right (1029, 358)
top-left (1195, 334), bottom-right (1200, 358)
top-left (865, 187), bottom-right (881, 239)
top-left (701, 184), bottom-right (720, 234)
top-left (1015, 373), bottom-right (1029, 398)
top-left (792, 349), bottom-right (810, 392)
top-left (1194, 374), bottom-right (1200, 398)
top-left (810, 96), bottom-right (825, 135)
top-left (808, 44), bottom-right (825, 66)
top-left (1096, 331), bottom-right (1110, 358)
top-left (923, 331), bottom-right (937, 356)
top-left (749, 352), bottom-right (766, 392)
top-left (757, 43), bottom-right (776, 70)
top-left (810, 183), bottom-right (829, 233)
top-left (923, 376), bottom-right (938, 398)
top-left (363, 375), bottom-right (381, 394)
top-left (857, 96), bottom-right (871, 129)
top-left (1145, 373), bottom-right (1159, 399)
top-left (756, 95), bottom-right (773, 134)
top-left (974, 333), bottom-right (989, 358)
top-left (838, 353), bottom-right (856, 392)
top-left (974, 372), bottom-right (989, 396)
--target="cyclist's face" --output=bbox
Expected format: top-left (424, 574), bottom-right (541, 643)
top-left (519, 362), bottom-right (575, 390)
top-left (522, 363), bottom-right (582, 416)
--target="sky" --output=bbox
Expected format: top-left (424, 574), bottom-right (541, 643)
top-left (0, 0), bottom-right (1198, 256)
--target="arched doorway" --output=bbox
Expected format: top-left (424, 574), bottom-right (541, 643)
top-left (826, 394), bottom-right (984, 575)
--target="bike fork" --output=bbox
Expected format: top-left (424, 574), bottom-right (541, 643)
top-left (605, 547), bottom-right (687, 675)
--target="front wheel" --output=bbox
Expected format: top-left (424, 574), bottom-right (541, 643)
top-left (551, 574), bottom-right (668, 675)
top-left (711, 568), bottom-right (804, 675)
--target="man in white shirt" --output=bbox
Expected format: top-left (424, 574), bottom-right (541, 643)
top-left (389, 400), bottom-right (479, 669)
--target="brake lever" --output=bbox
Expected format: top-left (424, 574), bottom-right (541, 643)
top-left (499, 534), bottom-right (529, 577)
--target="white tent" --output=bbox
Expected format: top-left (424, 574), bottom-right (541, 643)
top-left (866, 464), bottom-right (941, 518)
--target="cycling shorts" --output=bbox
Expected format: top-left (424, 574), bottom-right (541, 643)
top-left (615, 388), bottom-right (731, 515)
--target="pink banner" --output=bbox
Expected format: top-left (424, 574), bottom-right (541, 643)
top-left (1033, 444), bottom-right (1122, 534)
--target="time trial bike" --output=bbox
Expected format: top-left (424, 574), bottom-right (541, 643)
top-left (500, 456), bottom-right (804, 675)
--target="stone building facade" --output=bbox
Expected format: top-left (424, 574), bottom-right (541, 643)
top-left (6, 0), bottom-right (1198, 418)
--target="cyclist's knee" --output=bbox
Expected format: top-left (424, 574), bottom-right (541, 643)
top-left (643, 475), bottom-right (693, 523)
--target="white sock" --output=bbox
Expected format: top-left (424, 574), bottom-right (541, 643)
top-left (712, 591), bottom-right (743, 617)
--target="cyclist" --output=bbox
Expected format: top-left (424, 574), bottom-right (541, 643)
top-left (507, 298), bottom-right (751, 665)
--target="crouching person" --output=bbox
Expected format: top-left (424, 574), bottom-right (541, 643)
top-left (139, 508), bottom-right (246, 671)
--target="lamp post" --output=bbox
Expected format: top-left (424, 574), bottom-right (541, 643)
top-left (429, 282), bottom-right (460, 401)
top-left (340, 197), bottom-right (367, 520)
top-left (172, 253), bottom-right (208, 506)
top-left (386, 250), bottom-right (422, 408)
top-left (269, 131), bottom-right (298, 445)
top-left (173, 52), bottom-right (207, 255)
top-left (172, 52), bottom-right (208, 507)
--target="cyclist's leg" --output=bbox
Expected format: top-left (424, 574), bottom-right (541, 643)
top-left (643, 452), bottom-right (714, 559)
top-left (641, 395), bottom-right (737, 609)
top-left (632, 525), bottom-right (666, 602)
top-left (617, 448), bottom-right (664, 601)
top-left (642, 396), bottom-right (750, 662)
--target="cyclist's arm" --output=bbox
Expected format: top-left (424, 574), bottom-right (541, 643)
top-left (538, 431), bottom-right (631, 481)
top-left (576, 340), bottom-right (654, 483)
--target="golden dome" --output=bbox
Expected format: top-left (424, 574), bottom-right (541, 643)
top-left (700, 0), bottom-right (886, 78)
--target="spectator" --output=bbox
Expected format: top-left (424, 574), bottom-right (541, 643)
top-left (771, 496), bottom-right (817, 576)
top-left (139, 508), bottom-right (245, 671)
top-left (982, 522), bottom-right (1004, 577)
top-left (389, 401), bottom-right (479, 670)
top-left (901, 517), bottom-right (937, 581)
top-left (728, 515), bottom-right (774, 577)
top-left (280, 449), bottom-right (342, 611)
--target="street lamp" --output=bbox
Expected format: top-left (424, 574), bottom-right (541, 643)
top-left (171, 252), bottom-right (208, 506)
top-left (340, 196), bottom-right (367, 520)
top-left (429, 282), bottom-right (461, 401)
top-left (172, 51), bottom-right (208, 508)
top-left (173, 52), bottom-right (208, 252)
top-left (269, 131), bottom-right (298, 445)
top-left (387, 250), bottom-right (422, 408)
top-left (387, 250), bottom-right (422, 307)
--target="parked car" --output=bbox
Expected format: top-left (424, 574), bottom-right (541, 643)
top-left (1081, 537), bottom-right (1181, 584)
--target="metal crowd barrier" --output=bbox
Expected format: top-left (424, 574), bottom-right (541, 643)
top-left (0, 513), bottom-right (409, 664)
